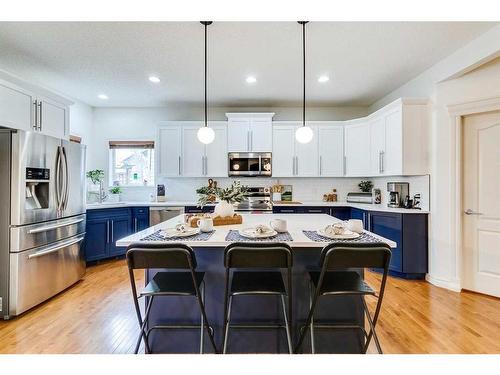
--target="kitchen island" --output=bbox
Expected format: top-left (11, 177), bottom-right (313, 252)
top-left (116, 214), bottom-right (396, 354)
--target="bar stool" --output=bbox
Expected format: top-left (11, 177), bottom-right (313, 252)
top-left (222, 242), bottom-right (293, 354)
top-left (126, 243), bottom-right (217, 354)
top-left (294, 242), bottom-right (391, 354)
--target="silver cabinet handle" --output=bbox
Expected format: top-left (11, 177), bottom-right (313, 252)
top-left (111, 220), bottom-right (114, 242)
top-left (464, 209), bottom-right (483, 215)
top-left (178, 156), bottom-right (181, 175)
top-left (33, 100), bottom-right (38, 130)
top-left (134, 218), bottom-right (138, 232)
top-left (343, 155), bottom-right (347, 175)
top-left (38, 101), bottom-right (42, 131)
top-left (28, 235), bottom-right (84, 259)
top-left (319, 155), bottom-right (323, 175)
top-left (107, 221), bottom-right (110, 243)
top-left (295, 156), bottom-right (299, 175)
top-left (281, 209), bottom-right (295, 213)
top-left (247, 130), bottom-right (250, 151)
top-left (205, 156), bottom-right (208, 175)
top-left (380, 151), bottom-right (384, 173)
top-left (379, 151), bottom-right (382, 173)
top-left (28, 218), bottom-right (84, 234)
top-left (250, 131), bottom-right (253, 151)
top-left (201, 155), bottom-right (205, 175)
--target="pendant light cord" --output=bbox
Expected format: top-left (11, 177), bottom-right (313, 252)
top-left (204, 22), bottom-right (208, 128)
top-left (299, 21), bottom-right (308, 128)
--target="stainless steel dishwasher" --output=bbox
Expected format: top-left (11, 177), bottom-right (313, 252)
top-left (149, 206), bottom-right (185, 225)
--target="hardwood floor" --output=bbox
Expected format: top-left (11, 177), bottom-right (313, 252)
top-left (0, 259), bottom-right (499, 354)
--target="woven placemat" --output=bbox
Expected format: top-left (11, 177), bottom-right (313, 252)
top-left (225, 230), bottom-right (293, 242)
top-left (302, 230), bottom-right (382, 243)
top-left (141, 230), bottom-right (215, 242)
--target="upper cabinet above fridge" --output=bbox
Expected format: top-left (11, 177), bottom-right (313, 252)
top-left (226, 113), bottom-right (274, 152)
top-left (0, 71), bottom-right (71, 140)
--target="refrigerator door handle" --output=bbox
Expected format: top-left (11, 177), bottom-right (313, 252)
top-left (61, 146), bottom-right (69, 210)
top-left (55, 146), bottom-right (62, 211)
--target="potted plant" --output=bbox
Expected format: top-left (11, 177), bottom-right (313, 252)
top-left (358, 180), bottom-right (373, 193)
top-left (197, 180), bottom-right (248, 218)
top-left (108, 186), bottom-right (122, 203)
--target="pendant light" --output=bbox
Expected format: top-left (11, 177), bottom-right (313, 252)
top-left (197, 21), bottom-right (215, 144)
top-left (295, 21), bottom-right (313, 144)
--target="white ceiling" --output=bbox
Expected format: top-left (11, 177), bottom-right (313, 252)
top-left (0, 22), bottom-right (496, 107)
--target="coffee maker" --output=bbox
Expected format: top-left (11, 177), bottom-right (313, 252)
top-left (387, 182), bottom-right (409, 208)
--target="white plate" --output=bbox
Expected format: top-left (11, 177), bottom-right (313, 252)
top-left (163, 228), bottom-right (200, 238)
top-left (238, 227), bottom-right (278, 239)
top-left (317, 229), bottom-right (360, 240)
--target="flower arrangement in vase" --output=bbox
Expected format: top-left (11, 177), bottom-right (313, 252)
top-left (197, 180), bottom-right (248, 218)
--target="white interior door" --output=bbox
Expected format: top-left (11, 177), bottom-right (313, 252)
top-left (462, 111), bottom-right (500, 297)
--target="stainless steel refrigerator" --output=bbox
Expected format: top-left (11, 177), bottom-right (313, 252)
top-left (0, 129), bottom-right (86, 319)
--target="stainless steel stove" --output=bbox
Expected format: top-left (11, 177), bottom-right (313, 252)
top-left (235, 186), bottom-right (272, 212)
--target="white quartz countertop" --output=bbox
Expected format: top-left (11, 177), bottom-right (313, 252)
top-left (86, 201), bottom-right (211, 210)
top-left (115, 213), bottom-right (397, 249)
top-left (273, 201), bottom-right (429, 214)
top-left (87, 200), bottom-right (428, 214)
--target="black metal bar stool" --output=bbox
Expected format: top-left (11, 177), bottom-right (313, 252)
top-left (294, 242), bottom-right (391, 354)
top-left (222, 242), bottom-right (293, 354)
top-left (126, 243), bottom-right (217, 354)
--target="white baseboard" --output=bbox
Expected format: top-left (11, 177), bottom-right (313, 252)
top-left (425, 274), bottom-right (461, 292)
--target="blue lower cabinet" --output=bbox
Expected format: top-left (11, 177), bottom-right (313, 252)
top-left (132, 207), bottom-right (150, 232)
top-left (330, 207), bottom-right (351, 220)
top-left (185, 205), bottom-right (214, 214)
top-left (272, 206), bottom-right (301, 214)
top-left (84, 206), bottom-right (149, 262)
top-left (363, 210), bottom-right (428, 279)
top-left (350, 208), bottom-right (368, 229)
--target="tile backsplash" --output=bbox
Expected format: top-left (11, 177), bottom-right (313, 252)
top-left (116, 175), bottom-right (430, 211)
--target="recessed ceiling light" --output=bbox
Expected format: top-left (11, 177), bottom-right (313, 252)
top-left (246, 76), bottom-right (257, 84)
top-left (318, 75), bottom-right (330, 83)
top-left (149, 76), bottom-right (161, 83)
top-left (97, 94), bottom-right (109, 100)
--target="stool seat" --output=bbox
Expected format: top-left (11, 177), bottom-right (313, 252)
top-left (230, 271), bottom-right (286, 295)
top-left (141, 271), bottom-right (205, 297)
top-left (309, 271), bottom-right (375, 296)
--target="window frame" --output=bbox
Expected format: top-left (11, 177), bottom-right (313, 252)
top-left (108, 140), bottom-right (155, 188)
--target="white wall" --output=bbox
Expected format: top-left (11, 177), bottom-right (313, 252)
top-left (371, 25), bottom-right (500, 292)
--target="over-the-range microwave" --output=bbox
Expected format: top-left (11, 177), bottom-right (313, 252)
top-left (228, 152), bottom-right (272, 177)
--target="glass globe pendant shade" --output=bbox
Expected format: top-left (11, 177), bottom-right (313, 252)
top-left (295, 125), bottom-right (313, 144)
top-left (197, 126), bottom-right (215, 144)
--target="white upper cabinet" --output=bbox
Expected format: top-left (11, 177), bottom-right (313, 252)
top-left (38, 97), bottom-right (68, 139)
top-left (344, 119), bottom-right (371, 176)
top-left (272, 125), bottom-right (295, 177)
top-left (0, 82), bottom-right (33, 132)
top-left (226, 113), bottom-right (274, 152)
top-left (182, 126), bottom-right (205, 177)
top-left (157, 121), bottom-right (228, 178)
top-left (317, 123), bottom-right (344, 177)
top-left (272, 122), bottom-right (318, 177)
top-left (205, 124), bottom-right (228, 177)
top-left (157, 126), bottom-right (182, 177)
top-left (368, 99), bottom-right (428, 176)
top-left (0, 74), bottom-right (70, 139)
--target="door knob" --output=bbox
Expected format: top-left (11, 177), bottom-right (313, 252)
top-left (464, 209), bottom-right (483, 215)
